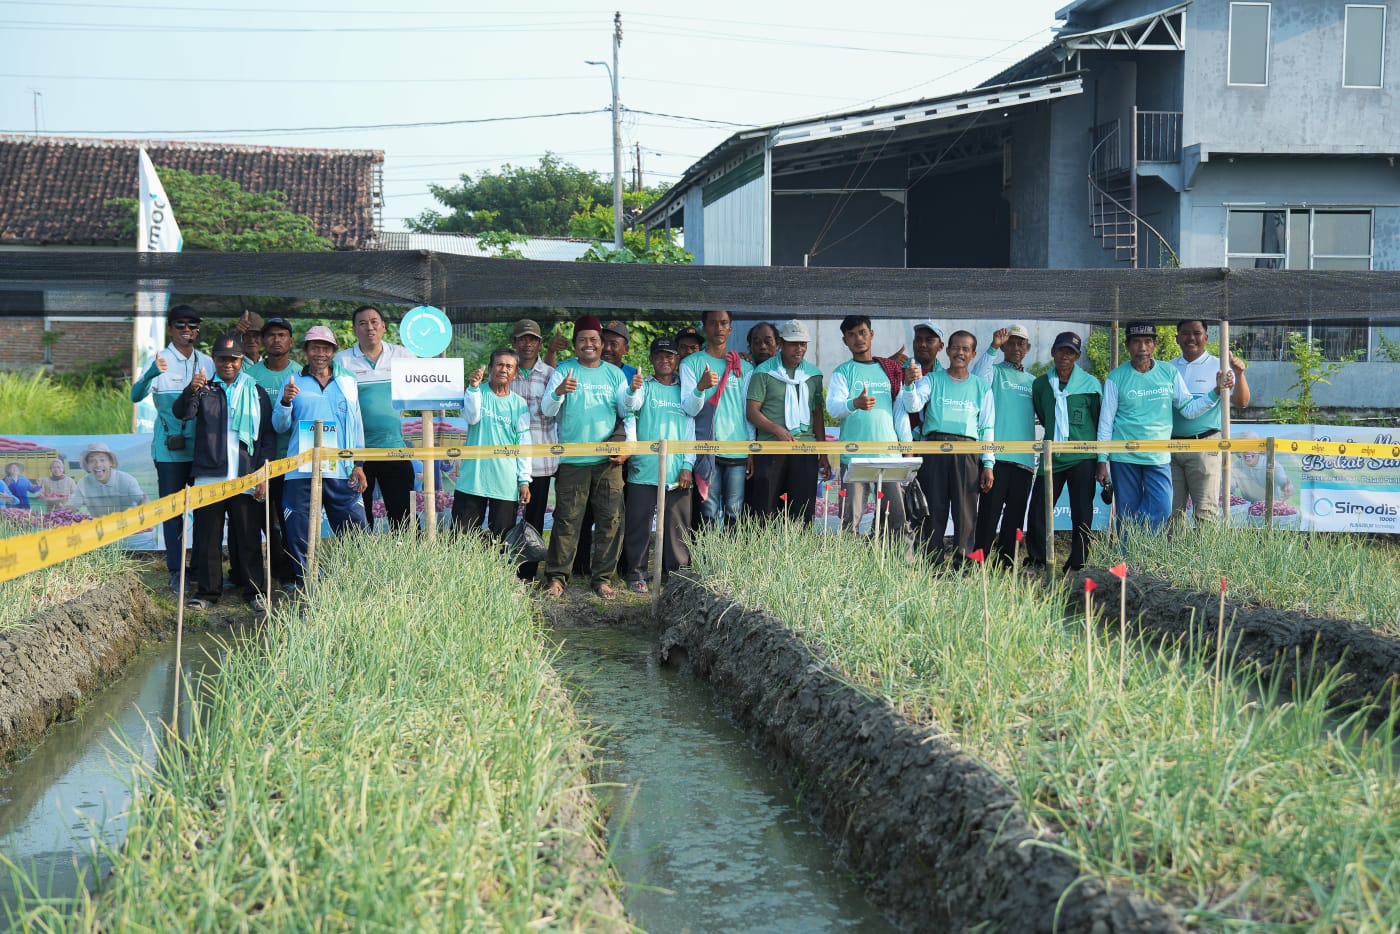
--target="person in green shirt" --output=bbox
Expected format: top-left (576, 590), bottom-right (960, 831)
top-left (1026, 331), bottom-right (1101, 571)
top-left (622, 337), bottom-right (696, 593)
top-left (453, 349), bottom-right (531, 540)
top-left (239, 314), bottom-right (299, 587)
top-left (540, 315), bottom-right (644, 600)
top-left (746, 319), bottom-right (829, 523)
top-left (972, 325), bottom-right (1036, 566)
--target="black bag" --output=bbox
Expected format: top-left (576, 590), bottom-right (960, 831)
top-left (504, 519), bottom-right (548, 564)
top-left (161, 416), bottom-right (186, 451)
top-left (902, 479), bottom-right (930, 523)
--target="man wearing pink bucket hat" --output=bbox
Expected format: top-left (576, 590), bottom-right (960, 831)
top-left (272, 325), bottom-right (369, 589)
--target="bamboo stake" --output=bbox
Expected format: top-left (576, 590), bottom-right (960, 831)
top-left (423, 413), bottom-right (437, 540)
top-left (307, 420), bottom-right (324, 583)
top-left (651, 439), bottom-right (668, 601)
top-left (1265, 436), bottom-right (1276, 530)
top-left (1119, 569), bottom-right (1128, 683)
top-left (1214, 577), bottom-right (1228, 734)
top-left (1042, 439), bottom-right (1055, 586)
top-left (172, 485), bottom-right (191, 729)
top-left (1084, 578), bottom-right (1096, 696)
top-left (1219, 318), bottom-right (1232, 507)
top-left (261, 461), bottom-right (272, 611)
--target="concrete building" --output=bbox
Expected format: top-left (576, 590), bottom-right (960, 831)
top-left (639, 0), bottom-right (1400, 411)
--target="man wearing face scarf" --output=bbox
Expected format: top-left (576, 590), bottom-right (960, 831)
top-left (176, 332), bottom-right (276, 612)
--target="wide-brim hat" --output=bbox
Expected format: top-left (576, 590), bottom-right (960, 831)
top-left (80, 441), bottom-right (119, 469)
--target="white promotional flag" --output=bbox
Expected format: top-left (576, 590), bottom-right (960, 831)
top-left (133, 147), bottom-right (183, 432)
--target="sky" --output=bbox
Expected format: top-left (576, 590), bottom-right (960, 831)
top-left (2, 0), bottom-right (1064, 233)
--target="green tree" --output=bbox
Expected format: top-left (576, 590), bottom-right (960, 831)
top-left (410, 154), bottom-right (614, 236)
top-left (1271, 331), bottom-right (1360, 424)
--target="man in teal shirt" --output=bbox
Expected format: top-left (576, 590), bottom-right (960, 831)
top-left (541, 315), bottom-right (643, 600)
top-left (130, 304), bottom-right (214, 593)
top-left (239, 314), bottom-right (298, 586)
top-left (972, 325), bottom-right (1036, 566)
top-left (680, 309), bottom-right (753, 526)
top-left (1096, 322), bottom-right (1234, 534)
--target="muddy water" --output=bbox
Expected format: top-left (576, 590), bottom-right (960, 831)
top-left (0, 632), bottom-right (225, 912)
top-left (551, 626), bottom-right (893, 933)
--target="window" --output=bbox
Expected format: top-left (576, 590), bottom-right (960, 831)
top-left (1229, 3), bottom-right (1271, 85)
top-left (1344, 5), bottom-right (1386, 88)
top-left (1227, 208), bottom-right (1374, 359)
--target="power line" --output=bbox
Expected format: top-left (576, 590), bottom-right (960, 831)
top-left (6, 109), bottom-right (607, 137)
top-left (1, 17), bottom-right (600, 33)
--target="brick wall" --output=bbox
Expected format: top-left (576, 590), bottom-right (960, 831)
top-left (0, 316), bottom-right (46, 368)
top-left (47, 322), bottom-right (134, 375)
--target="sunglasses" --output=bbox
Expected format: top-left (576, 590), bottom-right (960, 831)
top-left (172, 321), bottom-right (200, 330)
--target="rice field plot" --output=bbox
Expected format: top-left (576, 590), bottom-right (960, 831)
top-left (693, 520), bottom-right (1400, 931)
top-left (1090, 526), bottom-right (1400, 636)
top-left (6, 531), bottom-right (623, 931)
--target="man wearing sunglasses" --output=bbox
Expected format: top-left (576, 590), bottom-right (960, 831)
top-left (131, 304), bottom-right (214, 593)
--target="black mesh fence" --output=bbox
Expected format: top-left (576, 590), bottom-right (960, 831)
top-left (2, 250), bottom-right (1399, 323)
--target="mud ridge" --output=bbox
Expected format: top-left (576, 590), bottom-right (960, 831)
top-left (1070, 568), bottom-right (1400, 713)
top-left (656, 575), bottom-right (1181, 934)
top-left (0, 573), bottom-right (167, 762)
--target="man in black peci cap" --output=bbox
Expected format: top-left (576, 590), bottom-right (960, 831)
top-left (1026, 331), bottom-right (1102, 571)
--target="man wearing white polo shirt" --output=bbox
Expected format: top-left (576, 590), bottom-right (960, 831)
top-left (336, 305), bottom-right (417, 529)
top-left (1168, 319), bottom-right (1251, 525)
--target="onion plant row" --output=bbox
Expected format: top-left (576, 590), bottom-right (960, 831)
top-left (8, 531), bottom-right (620, 931)
top-left (0, 521), bottom-right (132, 632)
top-left (1088, 525), bottom-right (1400, 635)
top-left (693, 520), bottom-right (1399, 930)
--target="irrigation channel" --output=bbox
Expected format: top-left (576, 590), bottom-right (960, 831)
top-left (0, 632), bottom-right (224, 913)
top-left (4, 617), bottom-right (890, 930)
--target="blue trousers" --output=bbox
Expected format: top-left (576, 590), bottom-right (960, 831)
top-left (282, 477), bottom-right (368, 585)
top-left (701, 457), bottom-right (747, 525)
top-left (1110, 461), bottom-right (1172, 534)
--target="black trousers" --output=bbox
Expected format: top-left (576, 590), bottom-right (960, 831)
top-left (516, 473), bottom-right (553, 581)
top-left (916, 452), bottom-right (979, 562)
top-left (451, 490), bottom-right (517, 539)
top-left (1026, 459), bottom-right (1097, 571)
top-left (361, 459), bottom-right (415, 527)
top-left (974, 462), bottom-right (1035, 566)
top-left (622, 482), bottom-right (692, 583)
top-left (155, 460), bottom-right (193, 574)
top-left (191, 492), bottom-right (264, 602)
top-left (749, 454), bottom-right (818, 523)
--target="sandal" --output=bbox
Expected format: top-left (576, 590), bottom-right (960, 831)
top-left (593, 582), bottom-right (617, 601)
top-left (185, 597), bottom-right (211, 610)
top-left (544, 580), bottom-right (565, 599)
top-left (249, 595), bottom-right (267, 614)
top-left (629, 580), bottom-right (649, 594)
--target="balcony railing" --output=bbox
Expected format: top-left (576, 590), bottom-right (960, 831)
top-left (1136, 110), bottom-right (1182, 162)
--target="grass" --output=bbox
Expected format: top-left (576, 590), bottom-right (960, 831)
top-left (1090, 525), bottom-right (1400, 636)
top-left (0, 520), bottom-right (133, 631)
top-left (4, 531), bottom-right (621, 930)
top-left (0, 370), bottom-right (132, 435)
top-left (692, 519), bottom-right (1400, 930)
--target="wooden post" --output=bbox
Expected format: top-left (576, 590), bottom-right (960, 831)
top-left (1219, 318), bottom-right (1232, 509)
top-left (1042, 439), bottom-right (1055, 586)
top-left (261, 461), bottom-right (272, 608)
top-left (423, 413), bottom-right (437, 541)
top-left (1265, 436), bottom-right (1276, 530)
top-left (651, 439), bottom-right (667, 599)
top-left (307, 420), bottom-right (324, 582)
top-left (172, 485), bottom-right (191, 729)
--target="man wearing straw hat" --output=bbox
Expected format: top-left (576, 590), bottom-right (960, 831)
top-left (69, 442), bottom-right (146, 518)
top-left (273, 325), bottom-right (369, 590)
top-left (176, 332), bottom-right (275, 613)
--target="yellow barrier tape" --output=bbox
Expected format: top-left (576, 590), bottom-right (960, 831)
top-left (0, 451), bottom-right (315, 585)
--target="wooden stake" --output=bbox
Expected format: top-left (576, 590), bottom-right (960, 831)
top-left (261, 461), bottom-right (272, 610)
top-left (1214, 578), bottom-right (1228, 732)
top-left (651, 439), bottom-right (668, 601)
top-left (172, 485), bottom-right (191, 730)
top-left (1042, 439), bottom-right (1055, 586)
top-left (422, 413), bottom-right (437, 540)
top-left (1084, 586), bottom-right (1095, 696)
top-left (307, 420), bottom-right (324, 583)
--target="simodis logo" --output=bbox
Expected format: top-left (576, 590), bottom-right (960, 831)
top-left (1312, 498), bottom-right (1398, 518)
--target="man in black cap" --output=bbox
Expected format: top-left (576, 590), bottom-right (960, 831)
top-left (676, 325), bottom-right (703, 360)
top-left (175, 332), bottom-right (276, 612)
top-left (1026, 331), bottom-right (1102, 571)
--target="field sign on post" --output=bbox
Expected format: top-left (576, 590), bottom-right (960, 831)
top-left (392, 358), bottom-right (464, 411)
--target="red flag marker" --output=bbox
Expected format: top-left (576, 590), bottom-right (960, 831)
top-left (838, 488), bottom-right (846, 497)
top-left (780, 493), bottom-right (788, 502)
top-left (876, 490), bottom-right (884, 499)
top-left (1085, 578), bottom-right (1097, 593)
top-left (1016, 528), bottom-right (1025, 542)
top-left (1221, 576), bottom-right (1227, 593)
top-left (1109, 562), bottom-right (1128, 579)
top-left (968, 548), bottom-right (986, 563)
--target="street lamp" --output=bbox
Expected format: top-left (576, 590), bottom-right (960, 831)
top-left (586, 50), bottom-right (623, 251)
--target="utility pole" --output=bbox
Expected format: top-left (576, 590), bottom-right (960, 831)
top-left (586, 12), bottom-right (624, 251)
top-left (634, 142), bottom-right (642, 192)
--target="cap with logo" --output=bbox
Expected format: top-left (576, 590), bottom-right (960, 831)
top-left (650, 336), bottom-right (680, 356)
top-left (778, 319), bottom-right (811, 342)
top-left (261, 315), bottom-right (294, 335)
top-left (913, 319), bottom-right (945, 340)
top-left (512, 318), bottom-right (543, 339)
top-left (602, 320), bottom-right (630, 341)
top-left (1051, 331), bottom-right (1083, 354)
top-left (211, 332), bottom-right (245, 358)
top-left (1006, 325), bottom-right (1031, 342)
top-left (302, 324), bottom-right (339, 348)
top-left (675, 325), bottom-right (702, 343)
top-left (1124, 322), bottom-right (1158, 339)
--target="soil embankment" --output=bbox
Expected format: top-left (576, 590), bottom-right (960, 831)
top-left (1, 573), bottom-right (166, 762)
top-left (656, 575), bottom-right (1182, 933)
top-left (1070, 568), bottom-right (1400, 712)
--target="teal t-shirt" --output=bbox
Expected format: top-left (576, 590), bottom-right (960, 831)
top-left (680, 350), bottom-right (753, 444)
top-left (335, 343), bottom-right (413, 449)
top-left (547, 360), bottom-right (631, 466)
top-left (831, 359), bottom-right (900, 466)
top-left (920, 370), bottom-right (992, 441)
top-left (456, 388), bottom-right (531, 501)
top-left (1105, 361), bottom-right (1181, 466)
top-left (628, 379), bottom-right (697, 488)
top-left (242, 360), bottom-right (295, 458)
top-left (983, 363), bottom-right (1035, 469)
